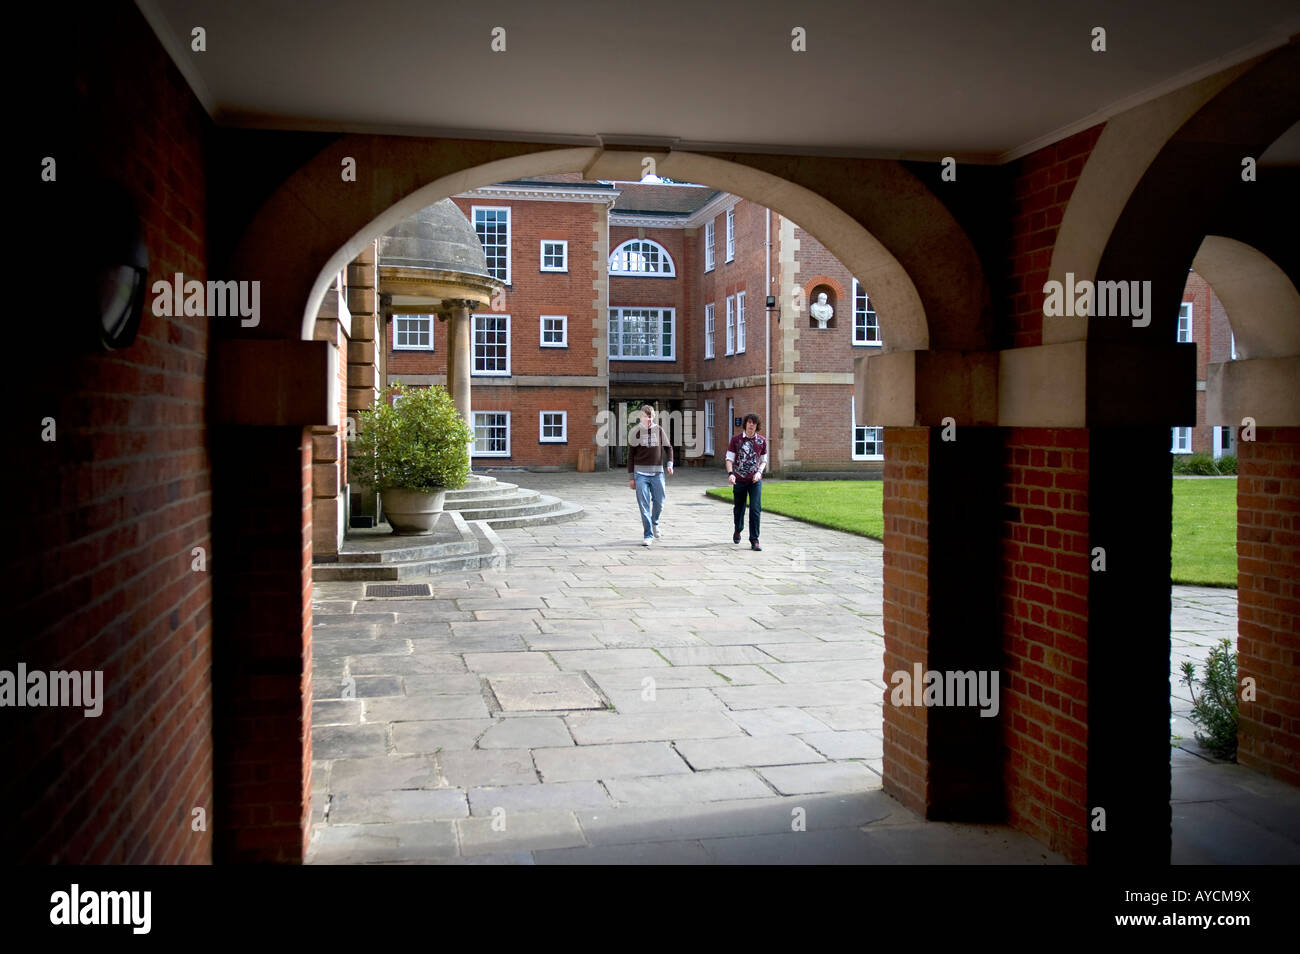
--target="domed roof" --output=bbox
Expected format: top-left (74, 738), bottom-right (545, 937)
top-left (379, 199), bottom-right (492, 279)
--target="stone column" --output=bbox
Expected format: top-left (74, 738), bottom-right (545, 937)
top-left (447, 300), bottom-right (473, 424)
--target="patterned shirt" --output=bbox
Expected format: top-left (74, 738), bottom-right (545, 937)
top-left (726, 434), bottom-right (768, 483)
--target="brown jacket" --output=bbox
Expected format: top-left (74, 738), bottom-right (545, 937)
top-left (627, 423), bottom-right (674, 474)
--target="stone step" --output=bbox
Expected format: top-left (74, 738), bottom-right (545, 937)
top-left (323, 511), bottom-right (478, 564)
top-left (312, 520), bottom-right (511, 581)
top-left (449, 497), bottom-right (566, 521)
top-left (481, 499), bottom-right (585, 529)
top-left (445, 480), bottom-right (518, 501)
top-left (443, 487), bottom-right (541, 509)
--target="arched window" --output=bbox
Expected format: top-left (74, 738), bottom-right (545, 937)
top-left (609, 239), bottom-right (676, 277)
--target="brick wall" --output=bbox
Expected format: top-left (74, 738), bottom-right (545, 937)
top-left (470, 386), bottom-right (602, 468)
top-left (881, 427), bottom-right (931, 813)
top-left (1000, 428), bottom-right (1090, 863)
top-left (1237, 427), bottom-right (1300, 785)
top-left (450, 197), bottom-right (603, 378)
top-left (4, 2), bottom-right (213, 863)
top-left (1006, 126), bottom-right (1105, 348)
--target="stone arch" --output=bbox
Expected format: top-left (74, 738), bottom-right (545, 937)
top-left (1193, 235), bottom-right (1300, 360)
top-left (1045, 40), bottom-right (1299, 345)
top-left (228, 139), bottom-right (994, 354)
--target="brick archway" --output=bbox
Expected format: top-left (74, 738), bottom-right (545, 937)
top-left (216, 141), bottom-right (995, 861)
top-left (1068, 42), bottom-right (1300, 863)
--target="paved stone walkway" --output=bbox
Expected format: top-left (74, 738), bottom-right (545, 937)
top-left (306, 469), bottom-right (1298, 864)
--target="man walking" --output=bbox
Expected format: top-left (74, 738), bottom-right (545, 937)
top-left (628, 404), bottom-right (674, 546)
top-left (726, 413), bottom-right (768, 550)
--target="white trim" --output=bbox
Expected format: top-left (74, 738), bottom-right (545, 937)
top-left (1170, 426), bottom-right (1193, 454)
top-left (704, 400), bottom-right (715, 456)
top-left (736, 291), bottom-right (746, 353)
top-left (851, 396), bottom-right (884, 461)
top-left (609, 238), bottom-right (676, 276)
top-left (725, 295), bottom-right (735, 355)
top-left (540, 314), bottom-right (568, 348)
top-left (539, 411), bottom-right (567, 443)
top-left (540, 240), bottom-right (568, 272)
top-left (609, 307), bottom-right (676, 361)
top-left (1177, 301), bottom-right (1193, 343)
top-left (472, 205), bottom-right (511, 285)
top-left (725, 208), bottom-right (735, 262)
top-left (472, 313), bottom-right (511, 376)
top-left (458, 185), bottom-right (619, 205)
top-left (704, 303), bottom-right (715, 360)
top-left (852, 278), bottom-right (882, 347)
top-left (682, 192), bottom-right (739, 230)
top-left (393, 314), bottom-right (434, 351)
top-left (472, 410), bottom-right (511, 458)
top-left (1230, 331), bottom-right (1237, 360)
top-left (704, 220), bottom-right (715, 272)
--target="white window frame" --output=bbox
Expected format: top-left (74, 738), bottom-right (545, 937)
top-left (393, 314), bottom-right (434, 351)
top-left (608, 239), bottom-right (676, 277)
top-left (725, 208), bottom-right (735, 262)
top-left (539, 411), bottom-right (567, 443)
top-left (608, 307), bottom-right (676, 361)
top-left (472, 313), bottom-right (511, 376)
top-left (1177, 302), bottom-right (1193, 343)
top-left (705, 400), bottom-right (715, 456)
top-left (736, 291), bottom-right (746, 353)
top-left (852, 279), bottom-right (882, 346)
top-left (1170, 426), bottom-right (1192, 454)
top-left (704, 303), bottom-right (715, 360)
top-left (704, 221), bottom-right (715, 272)
top-left (1230, 332), bottom-right (1237, 360)
top-left (472, 206), bottom-right (511, 284)
top-left (540, 315), bottom-right (568, 348)
top-left (851, 397), bottom-right (884, 461)
top-left (472, 410), bottom-right (511, 458)
top-left (540, 240), bottom-right (568, 273)
top-left (725, 296), bottom-right (735, 355)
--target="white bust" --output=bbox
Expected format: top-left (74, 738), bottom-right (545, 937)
top-left (810, 292), bottom-right (833, 328)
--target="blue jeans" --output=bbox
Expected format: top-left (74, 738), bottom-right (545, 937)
top-left (733, 479), bottom-right (761, 541)
top-left (635, 472), bottom-right (666, 539)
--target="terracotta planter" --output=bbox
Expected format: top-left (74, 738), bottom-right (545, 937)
top-left (382, 487), bottom-right (446, 535)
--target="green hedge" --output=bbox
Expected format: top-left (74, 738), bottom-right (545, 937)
top-left (1173, 453), bottom-right (1236, 476)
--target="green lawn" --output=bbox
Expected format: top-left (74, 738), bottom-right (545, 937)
top-left (706, 481), bottom-right (885, 540)
top-left (706, 477), bottom-right (1237, 586)
top-left (1170, 477), bottom-right (1237, 587)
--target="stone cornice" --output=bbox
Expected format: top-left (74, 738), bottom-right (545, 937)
top-left (457, 185), bottom-right (619, 205)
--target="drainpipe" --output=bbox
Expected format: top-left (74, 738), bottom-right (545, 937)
top-left (606, 189), bottom-right (614, 469)
top-left (764, 207), bottom-right (771, 458)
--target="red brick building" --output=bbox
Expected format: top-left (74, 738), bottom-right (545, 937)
top-left (385, 178), bottom-right (886, 474)
top-left (1178, 271), bottom-right (1237, 458)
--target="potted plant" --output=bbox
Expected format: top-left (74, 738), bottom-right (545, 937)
top-left (350, 382), bottom-right (473, 535)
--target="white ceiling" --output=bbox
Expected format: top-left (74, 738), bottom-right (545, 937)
top-left (138, 0), bottom-right (1299, 162)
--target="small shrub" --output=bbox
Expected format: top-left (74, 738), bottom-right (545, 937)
top-left (349, 383), bottom-right (472, 492)
top-left (1179, 638), bottom-right (1238, 760)
top-left (1215, 454), bottom-right (1237, 475)
top-left (1173, 452), bottom-right (1219, 475)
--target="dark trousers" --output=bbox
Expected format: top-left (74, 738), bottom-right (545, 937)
top-left (733, 480), bottom-right (761, 541)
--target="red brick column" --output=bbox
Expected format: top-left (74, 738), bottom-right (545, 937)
top-left (882, 426), bottom-right (1004, 819)
top-left (211, 426), bottom-right (313, 863)
top-left (1237, 427), bottom-right (1300, 785)
top-left (1000, 428), bottom-right (1090, 863)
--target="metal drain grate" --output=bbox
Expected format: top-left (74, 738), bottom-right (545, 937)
top-left (364, 583), bottom-right (432, 598)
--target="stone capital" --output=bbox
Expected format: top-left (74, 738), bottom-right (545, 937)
top-left (854, 349), bottom-right (998, 427)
